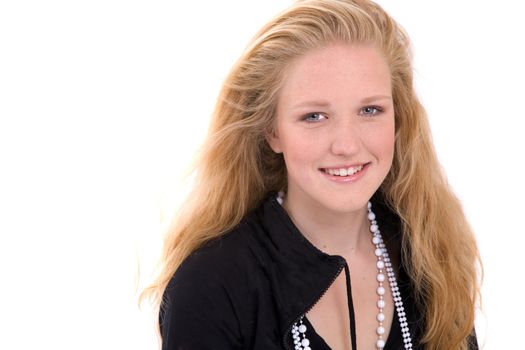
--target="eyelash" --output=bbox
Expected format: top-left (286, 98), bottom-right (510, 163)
top-left (302, 106), bottom-right (384, 122)
top-left (360, 106), bottom-right (383, 116)
top-left (302, 112), bottom-right (327, 122)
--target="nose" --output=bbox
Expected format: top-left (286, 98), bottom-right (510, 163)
top-left (330, 118), bottom-right (362, 156)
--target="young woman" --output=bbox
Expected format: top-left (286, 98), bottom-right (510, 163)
top-left (144, 1), bottom-right (481, 349)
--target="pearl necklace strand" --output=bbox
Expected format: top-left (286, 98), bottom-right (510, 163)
top-left (278, 194), bottom-right (413, 350)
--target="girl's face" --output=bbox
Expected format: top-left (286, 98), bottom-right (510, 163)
top-left (267, 43), bottom-right (395, 216)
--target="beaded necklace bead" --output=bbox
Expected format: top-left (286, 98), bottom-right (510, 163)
top-left (279, 193), bottom-right (413, 350)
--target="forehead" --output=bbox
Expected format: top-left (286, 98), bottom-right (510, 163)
top-left (278, 43), bottom-right (391, 106)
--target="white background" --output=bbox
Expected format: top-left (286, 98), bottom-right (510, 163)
top-left (1, 1), bottom-right (523, 349)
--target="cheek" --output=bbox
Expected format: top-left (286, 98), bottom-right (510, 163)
top-left (279, 130), bottom-right (323, 176)
top-left (377, 123), bottom-right (396, 161)
top-left (366, 120), bottom-right (395, 162)
top-left (281, 133), bottom-right (311, 164)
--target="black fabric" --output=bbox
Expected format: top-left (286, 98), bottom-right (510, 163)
top-left (343, 264), bottom-right (357, 350)
top-left (159, 192), bottom-right (478, 349)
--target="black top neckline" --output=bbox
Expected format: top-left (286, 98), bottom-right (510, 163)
top-left (257, 192), bottom-right (415, 349)
top-left (160, 191), bottom-right (430, 349)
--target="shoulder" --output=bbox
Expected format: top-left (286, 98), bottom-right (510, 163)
top-left (162, 215), bottom-right (266, 301)
top-left (159, 215), bottom-right (267, 349)
top-left (170, 215), bottom-right (265, 289)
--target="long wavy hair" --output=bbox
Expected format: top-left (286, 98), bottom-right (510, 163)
top-left (143, 1), bottom-right (481, 349)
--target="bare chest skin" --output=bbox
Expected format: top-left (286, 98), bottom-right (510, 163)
top-left (306, 253), bottom-right (394, 350)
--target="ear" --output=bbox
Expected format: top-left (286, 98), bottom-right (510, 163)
top-left (265, 128), bottom-right (283, 154)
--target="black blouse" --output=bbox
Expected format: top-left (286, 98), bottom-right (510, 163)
top-left (160, 192), bottom-right (477, 349)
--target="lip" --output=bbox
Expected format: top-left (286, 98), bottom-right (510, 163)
top-left (319, 162), bottom-right (370, 183)
top-left (321, 163), bottom-right (369, 170)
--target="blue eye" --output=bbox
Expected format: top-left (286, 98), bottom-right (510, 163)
top-left (360, 106), bottom-right (383, 116)
top-left (303, 112), bottom-right (326, 122)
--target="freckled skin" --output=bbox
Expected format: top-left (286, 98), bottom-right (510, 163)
top-left (267, 43), bottom-right (395, 349)
top-left (267, 42), bottom-right (395, 222)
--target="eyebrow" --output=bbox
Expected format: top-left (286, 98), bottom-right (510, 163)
top-left (291, 95), bottom-right (392, 110)
top-left (361, 95), bottom-right (392, 104)
top-left (291, 100), bottom-right (331, 110)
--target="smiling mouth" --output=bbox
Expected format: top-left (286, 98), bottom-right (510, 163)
top-left (321, 164), bottom-right (367, 177)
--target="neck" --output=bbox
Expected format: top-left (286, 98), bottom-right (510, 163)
top-left (282, 194), bottom-right (370, 257)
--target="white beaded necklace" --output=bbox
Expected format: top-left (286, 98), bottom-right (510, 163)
top-left (277, 193), bottom-right (413, 350)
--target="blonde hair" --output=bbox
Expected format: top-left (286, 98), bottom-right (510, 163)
top-left (143, 1), bottom-right (481, 349)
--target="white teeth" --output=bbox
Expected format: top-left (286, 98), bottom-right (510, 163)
top-left (325, 165), bottom-right (364, 177)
